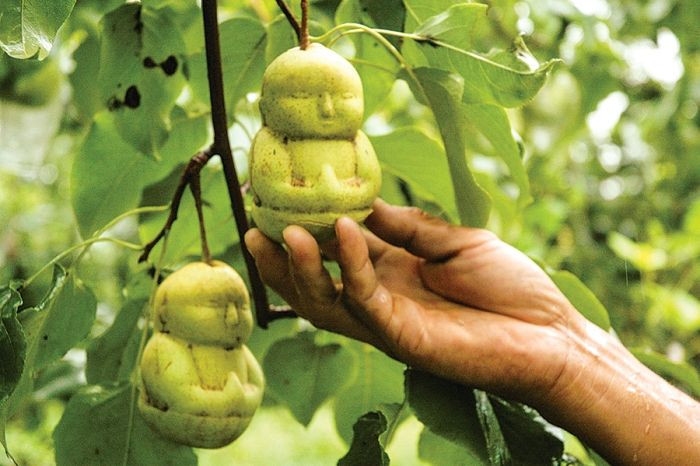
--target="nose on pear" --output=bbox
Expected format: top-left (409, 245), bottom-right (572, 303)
top-left (319, 92), bottom-right (335, 118)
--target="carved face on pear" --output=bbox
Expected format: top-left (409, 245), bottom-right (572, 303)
top-left (259, 43), bottom-right (364, 139)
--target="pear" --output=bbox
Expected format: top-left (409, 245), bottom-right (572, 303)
top-left (250, 43), bottom-right (381, 243)
top-left (138, 261), bottom-right (264, 448)
top-left (153, 261), bottom-right (253, 347)
top-left (138, 334), bottom-right (264, 448)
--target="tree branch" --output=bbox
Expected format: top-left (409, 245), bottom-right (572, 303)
top-left (201, 0), bottom-right (296, 327)
top-left (275, 0), bottom-right (301, 43)
top-left (138, 150), bottom-right (212, 263)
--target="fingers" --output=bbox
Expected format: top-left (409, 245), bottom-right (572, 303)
top-left (335, 218), bottom-right (396, 334)
top-left (282, 226), bottom-right (339, 304)
top-left (245, 227), bottom-right (385, 349)
top-left (365, 199), bottom-right (493, 262)
top-left (244, 228), bottom-right (296, 300)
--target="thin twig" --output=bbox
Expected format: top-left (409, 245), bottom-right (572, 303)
top-left (300, 0), bottom-right (309, 49)
top-left (201, 0), bottom-right (295, 327)
top-left (190, 172), bottom-right (212, 263)
top-left (138, 150), bottom-right (212, 263)
top-left (275, 0), bottom-right (301, 43)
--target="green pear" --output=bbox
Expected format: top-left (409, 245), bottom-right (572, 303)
top-left (250, 43), bottom-right (381, 242)
top-left (153, 261), bottom-right (253, 347)
top-left (138, 333), bottom-right (264, 448)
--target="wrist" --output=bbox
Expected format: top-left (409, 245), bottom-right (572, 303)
top-left (533, 319), bottom-right (700, 465)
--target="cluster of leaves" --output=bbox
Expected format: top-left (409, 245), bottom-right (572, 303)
top-left (1, 0), bottom-right (698, 465)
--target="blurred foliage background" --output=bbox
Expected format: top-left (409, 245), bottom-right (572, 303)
top-left (1, 0), bottom-right (698, 464)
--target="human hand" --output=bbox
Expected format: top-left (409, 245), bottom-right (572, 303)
top-left (246, 199), bottom-right (700, 465)
top-left (245, 199), bottom-right (587, 405)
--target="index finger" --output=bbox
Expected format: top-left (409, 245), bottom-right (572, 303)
top-left (365, 199), bottom-right (493, 262)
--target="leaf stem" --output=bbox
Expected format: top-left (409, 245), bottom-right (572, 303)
top-left (23, 237), bottom-right (142, 288)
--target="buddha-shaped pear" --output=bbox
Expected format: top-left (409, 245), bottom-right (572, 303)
top-left (250, 43), bottom-right (381, 242)
top-left (138, 261), bottom-right (264, 449)
top-left (153, 260), bottom-right (253, 347)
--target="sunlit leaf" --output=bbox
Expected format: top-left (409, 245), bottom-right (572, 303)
top-left (608, 232), bottom-right (668, 272)
top-left (403, 67), bottom-right (491, 227)
top-left (550, 270), bottom-right (611, 330)
top-left (405, 1), bottom-right (558, 107)
top-left (71, 111), bottom-right (208, 238)
top-left (413, 3), bottom-right (487, 46)
top-left (187, 17), bottom-right (266, 119)
top-left (336, 0), bottom-right (399, 115)
top-left (0, 0), bottom-right (76, 59)
top-left (462, 103), bottom-right (531, 206)
top-left (98, 3), bottom-right (187, 157)
top-left (371, 127), bottom-right (458, 220)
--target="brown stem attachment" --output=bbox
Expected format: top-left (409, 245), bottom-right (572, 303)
top-left (189, 172), bottom-right (212, 263)
top-left (275, 0), bottom-right (301, 43)
top-left (201, 0), bottom-right (297, 327)
top-left (300, 0), bottom-right (309, 49)
top-left (139, 150), bottom-right (213, 263)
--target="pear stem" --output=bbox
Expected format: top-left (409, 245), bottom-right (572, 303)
top-left (300, 0), bottom-right (309, 49)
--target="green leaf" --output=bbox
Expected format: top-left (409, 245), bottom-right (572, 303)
top-left (86, 298), bottom-right (146, 385)
top-left (334, 343), bottom-right (405, 443)
top-left (187, 17), bottom-right (266, 119)
top-left (645, 285), bottom-right (700, 337)
top-left (405, 369), bottom-right (488, 463)
top-left (419, 427), bottom-right (480, 466)
top-left (1, 266), bottom-right (95, 452)
top-left (338, 411), bottom-right (390, 466)
top-left (475, 390), bottom-right (511, 466)
top-left (138, 162), bottom-right (238, 264)
top-left (264, 332), bottom-right (356, 426)
top-left (607, 232), bottom-right (668, 272)
top-left (0, 285), bottom-right (24, 402)
top-left (487, 396), bottom-right (564, 465)
top-left (549, 271), bottom-right (611, 330)
top-left (71, 111), bottom-right (208, 238)
top-left (69, 34), bottom-right (102, 120)
top-left (336, 0), bottom-right (399, 115)
top-left (404, 67), bottom-right (491, 227)
top-left (21, 275), bottom-right (97, 371)
top-left (405, 2), bottom-right (558, 108)
top-left (358, 0), bottom-right (405, 47)
top-left (370, 127), bottom-right (457, 220)
top-left (53, 384), bottom-right (197, 466)
top-left (265, 15), bottom-right (299, 65)
top-left (413, 3), bottom-right (487, 46)
top-left (0, 285), bottom-right (24, 452)
top-left (629, 348), bottom-right (700, 398)
top-left (462, 104), bottom-right (531, 206)
top-left (0, 0), bottom-right (76, 59)
top-left (98, 3), bottom-right (187, 157)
